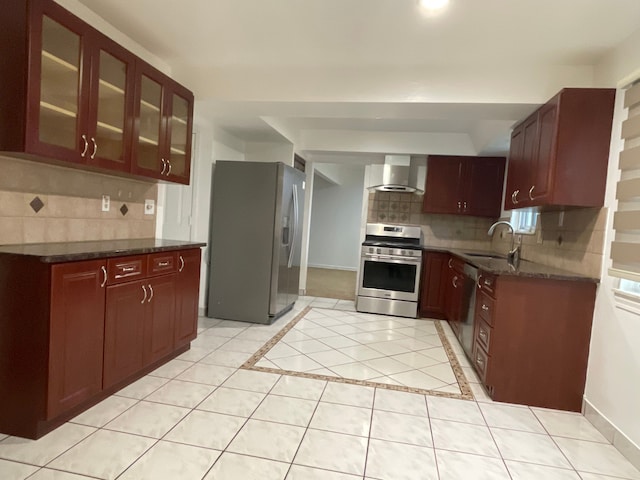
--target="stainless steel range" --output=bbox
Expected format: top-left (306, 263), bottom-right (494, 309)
top-left (356, 223), bottom-right (423, 318)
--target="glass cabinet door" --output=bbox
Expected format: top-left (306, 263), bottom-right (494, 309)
top-left (91, 47), bottom-right (130, 168)
top-left (166, 92), bottom-right (191, 180)
top-left (135, 73), bottom-right (163, 175)
top-left (38, 14), bottom-right (83, 154)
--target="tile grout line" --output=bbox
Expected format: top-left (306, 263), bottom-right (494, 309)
top-left (362, 388), bottom-right (377, 478)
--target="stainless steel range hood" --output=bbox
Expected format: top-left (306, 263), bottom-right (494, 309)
top-left (368, 155), bottom-right (423, 193)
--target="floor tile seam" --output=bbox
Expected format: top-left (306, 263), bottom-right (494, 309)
top-left (284, 376), bottom-right (329, 478)
top-left (424, 394), bottom-right (443, 479)
top-left (475, 398), bottom-right (513, 473)
top-left (29, 465), bottom-right (104, 480)
top-left (361, 388), bottom-right (377, 478)
top-left (547, 431), bottom-right (594, 474)
top-left (528, 409), bottom-right (612, 445)
top-left (68, 396), bottom-right (142, 429)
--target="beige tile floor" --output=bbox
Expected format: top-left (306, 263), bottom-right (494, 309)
top-left (0, 296), bottom-right (638, 480)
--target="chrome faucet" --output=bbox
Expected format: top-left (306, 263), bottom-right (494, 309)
top-left (488, 221), bottom-right (520, 265)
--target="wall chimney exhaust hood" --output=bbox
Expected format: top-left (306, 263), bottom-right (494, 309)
top-left (368, 155), bottom-right (423, 193)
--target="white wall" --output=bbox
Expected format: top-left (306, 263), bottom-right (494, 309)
top-left (308, 164), bottom-right (365, 271)
top-left (583, 28), bottom-right (640, 448)
top-left (244, 141), bottom-right (294, 166)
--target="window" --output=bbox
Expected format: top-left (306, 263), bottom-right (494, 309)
top-left (609, 81), bottom-right (640, 294)
top-left (510, 208), bottom-right (539, 234)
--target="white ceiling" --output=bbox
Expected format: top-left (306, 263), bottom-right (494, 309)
top-left (76, 0), bottom-right (640, 160)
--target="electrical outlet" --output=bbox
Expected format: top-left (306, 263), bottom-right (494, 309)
top-left (101, 195), bottom-right (110, 212)
top-left (144, 199), bottom-right (155, 215)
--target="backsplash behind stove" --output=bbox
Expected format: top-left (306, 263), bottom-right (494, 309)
top-left (367, 192), bottom-right (495, 250)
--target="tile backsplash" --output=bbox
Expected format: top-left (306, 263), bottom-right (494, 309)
top-left (367, 192), bottom-right (495, 250)
top-left (367, 191), bottom-right (606, 278)
top-left (491, 208), bottom-right (607, 278)
top-left (0, 156), bottom-right (157, 245)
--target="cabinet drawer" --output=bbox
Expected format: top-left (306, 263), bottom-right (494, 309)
top-left (107, 256), bottom-right (147, 285)
top-left (148, 252), bottom-right (178, 276)
top-left (477, 272), bottom-right (496, 296)
top-left (473, 343), bottom-right (489, 382)
top-left (477, 291), bottom-right (495, 326)
top-left (475, 317), bottom-right (492, 352)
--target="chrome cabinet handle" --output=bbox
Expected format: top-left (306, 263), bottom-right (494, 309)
top-left (448, 258), bottom-right (453, 269)
top-left (161, 158), bottom-right (167, 175)
top-left (90, 137), bottom-right (97, 159)
top-left (81, 135), bottom-right (89, 157)
top-left (477, 274), bottom-right (483, 289)
top-left (457, 201), bottom-right (461, 212)
top-left (452, 276), bottom-right (458, 288)
top-left (479, 328), bottom-right (488, 340)
top-left (481, 304), bottom-right (489, 311)
top-left (141, 285), bottom-right (147, 304)
top-left (529, 185), bottom-right (536, 200)
top-left (100, 266), bottom-right (107, 287)
top-left (476, 355), bottom-right (485, 368)
top-left (166, 160), bottom-right (172, 176)
top-left (179, 255), bottom-right (185, 272)
top-left (512, 190), bottom-right (520, 205)
top-left (463, 201), bottom-right (467, 211)
top-left (121, 266), bottom-right (136, 272)
top-left (158, 261), bottom-right (170, 267)
top-left (147, 284), bottom-right (154, 303)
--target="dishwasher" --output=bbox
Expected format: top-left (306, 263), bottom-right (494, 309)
top-left (459, 263), bottom-right (479, 358)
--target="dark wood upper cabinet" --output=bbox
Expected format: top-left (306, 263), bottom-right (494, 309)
top-left (504, 88), bottom-right (615, 210)
top-left (423, 155), bottom-right (506, 217)
top-left (0, 0), bottom-right (192, 184)
top-left (131, 62), bottom-right (194, 185)
top-left (48, 260), bottom-right (106, 419)
top-left (175, 249), bottom-right (202, 348)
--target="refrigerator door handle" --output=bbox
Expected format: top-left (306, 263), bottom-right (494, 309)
top-left (288, 184), bottom-right (299, 268)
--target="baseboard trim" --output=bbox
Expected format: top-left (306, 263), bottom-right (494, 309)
top-left (198, 307), bottom-right (206, 317)
top-left (583, 398), bottom-right (640, 471)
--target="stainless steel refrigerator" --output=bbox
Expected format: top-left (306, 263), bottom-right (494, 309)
top-left (207, 161), bottom-right (305, 324)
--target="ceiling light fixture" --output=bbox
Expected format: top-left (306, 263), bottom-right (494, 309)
top-left (419, 0), bottom-right (449, 10)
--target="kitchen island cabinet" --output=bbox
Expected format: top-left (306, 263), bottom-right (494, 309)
top-left (504, 88), bottom-right (615, 210)
top-left (0, 240), bottom-right (203, 439)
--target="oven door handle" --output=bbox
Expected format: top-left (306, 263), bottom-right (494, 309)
top-left (363, 254), bottom-right (421, 264)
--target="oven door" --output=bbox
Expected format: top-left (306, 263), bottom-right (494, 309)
top-left (359, 253), bottom-right (421, 302)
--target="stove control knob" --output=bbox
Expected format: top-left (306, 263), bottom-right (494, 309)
top-left (376, 248), bottom-right (381, 254)
top-left (369, 247), bottom-right (374, 253)
top-left (407, 250), bottom-right (412, 256)
top-left (400, 250), bottom-right (405, 255)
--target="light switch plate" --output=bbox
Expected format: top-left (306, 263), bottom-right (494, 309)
top-left (144, 199), bottom-right (155, 215)
top-left (101, 195), bottom-right (110, 212)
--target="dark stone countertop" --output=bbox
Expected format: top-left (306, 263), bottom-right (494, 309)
top-left (0, 239), bottom-right (206, 263)
top-left (423, 246), bottom-right (599, 283)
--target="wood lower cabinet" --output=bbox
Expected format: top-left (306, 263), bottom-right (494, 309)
top-left (175, 249), bottom-right (202, 347)
top-left (444, 256), bottom-right (466, 335)
top-left (0, 247), bottom-right (201, 439)
top-left (471, 272), bottom-right (597, 412)
top-left (48, 260), bottom-right (106, 419)
top-left (103, 280), bottom-right (146, 389)
top-left (419, 251), bottom-right (448, 319)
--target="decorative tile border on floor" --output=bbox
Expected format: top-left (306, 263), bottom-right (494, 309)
top-left (241, 306), bottom-right (475, 401)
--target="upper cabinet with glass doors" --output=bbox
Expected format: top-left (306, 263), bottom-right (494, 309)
top-left (132, 62), bottom-right (193, 185)
top-left (0, 0), bottom-right (192, 185)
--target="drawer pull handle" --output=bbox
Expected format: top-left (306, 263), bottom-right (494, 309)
top-left (481, 304), bottom-right (489, 311)
top-left (479, 329), bottom-right (487, 341)
top-left (141, 285), bottom-right (147, 304)
top-left (100, 266), bottom-right (107, 287)
top-left (148, 284), bottom-right (154, 303)
top-left (179, 255), bottom-right (185, 272)
top-left (121, 266), bottom-right (136, 272)
top-left (476, 355), bottom-right (485, 368)
top-left (158, 261), bottom-right (170, 267)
